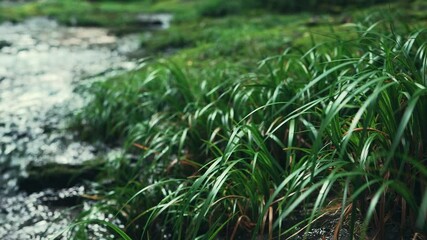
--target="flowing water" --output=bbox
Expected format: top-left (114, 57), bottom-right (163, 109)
top-left (0, 17), bottom-right (140, 239)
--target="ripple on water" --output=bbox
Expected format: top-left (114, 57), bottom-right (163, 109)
top-left (0, 17), bottom-right (140, 239)
top-left (0, 187), bottom-right (85, 240)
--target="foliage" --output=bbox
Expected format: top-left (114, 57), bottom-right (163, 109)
top-left (5, 0), bottom-right (421, 239)
top-left (69, 13), bottom-right (427, 239)
top-left (0, 0), bottom-right (198, 28)
top-left (0, 0), bottom-right (426, 239)
top-left (198, 0), bottom-right (409, 17)
top-left (198, 0), bottom-right (245, 17)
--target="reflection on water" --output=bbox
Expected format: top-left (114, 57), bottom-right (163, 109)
top-left (0, 17), bottom-right (137, 166)
top-left (0, 17), bottom-right (140, 239)
top-left (0, 186), bottom-right (84, 239)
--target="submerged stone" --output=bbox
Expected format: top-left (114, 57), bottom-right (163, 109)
top-left (135, 13), bottom-right (173, 29)
top-left (18, 160), bottom-right (104, 193)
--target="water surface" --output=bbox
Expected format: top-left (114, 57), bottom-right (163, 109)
top-left (0, 17), bottom-right (139, 239)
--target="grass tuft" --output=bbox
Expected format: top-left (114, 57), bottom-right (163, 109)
top-left (65, 4), bottom-right (427, 240)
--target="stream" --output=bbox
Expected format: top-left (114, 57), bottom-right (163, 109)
top-left (0, 17), bottom-right (141, 239)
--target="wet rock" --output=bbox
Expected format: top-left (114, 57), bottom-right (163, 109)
top-left (0, 40), bottom-right (11, 49)
top-left (135, 13), bottom-right (173, 29)
top-left (42, 194), bottom-right (81, 207)
top-left (306, 16), bottom-right (321, 27)
top-left (18, 160), bottom-right (104, 193)
top-left (40, 187), bottom-right (85, 207)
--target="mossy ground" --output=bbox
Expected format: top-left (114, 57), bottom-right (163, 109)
top-left (0, 0), bottom-right (197, 28)
top-left (135, 1), bottom-right (427, 81)
top-left (1, 1), bottom-right (426, 66)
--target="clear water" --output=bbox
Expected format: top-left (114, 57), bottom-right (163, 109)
top-left (0, 17), bottom-right (139, 239)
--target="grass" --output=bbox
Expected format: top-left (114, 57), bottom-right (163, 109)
top-left (2, 0), bottom-right (426, 239)
top-left (69, 13), bottom-right (427, 240)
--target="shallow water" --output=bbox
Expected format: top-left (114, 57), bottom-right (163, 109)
top-left (0, 17), bottom-right (139, 239)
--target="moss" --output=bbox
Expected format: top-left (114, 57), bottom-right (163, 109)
top-left (0, 0), bottom-right (151, 28)
top-left (18, 160), bottom-right (105, 193)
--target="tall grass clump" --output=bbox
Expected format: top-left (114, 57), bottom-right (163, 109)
top-left (69, 17), bottom-right (427, 239)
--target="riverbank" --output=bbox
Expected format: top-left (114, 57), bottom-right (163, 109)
top-left (69, 1), bottom-right (427, 239)
top-left (1, 0), bottom-right (427, 239)
top-left (0, 0), bottom-right (194, 30)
